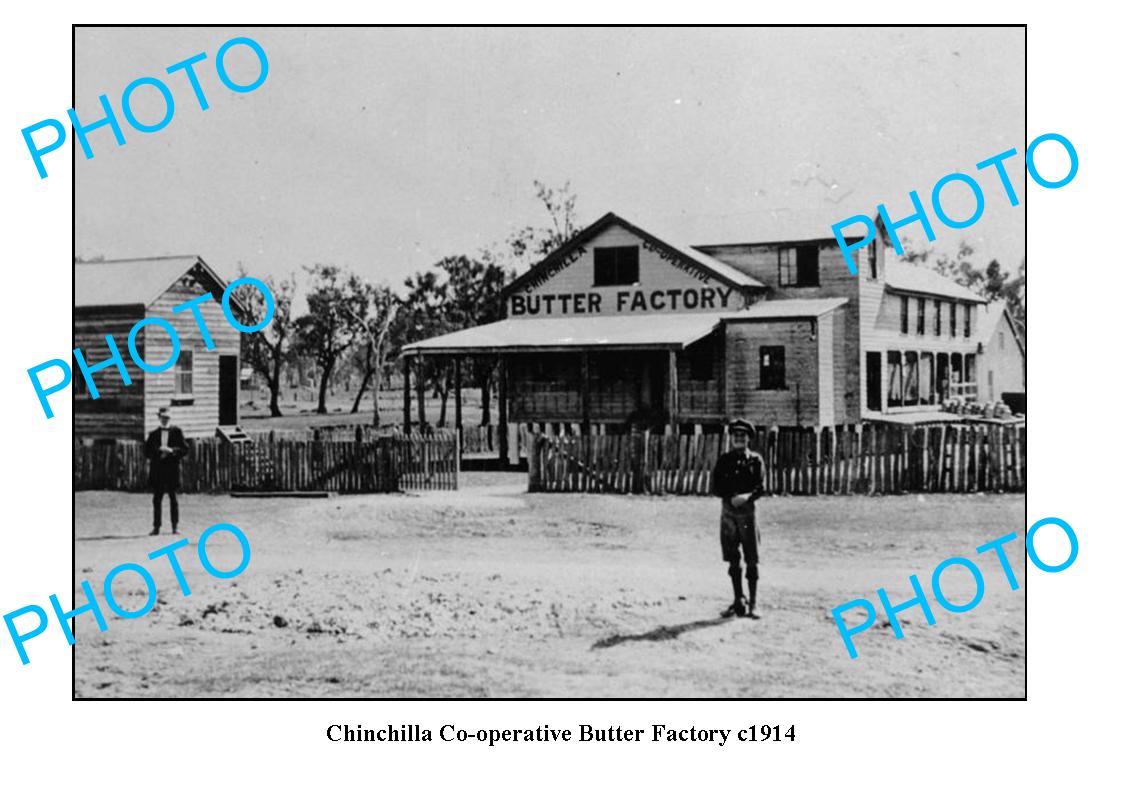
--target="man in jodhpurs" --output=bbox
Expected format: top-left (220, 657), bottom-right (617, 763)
top-left (711, 419), bottom-right (766, 619)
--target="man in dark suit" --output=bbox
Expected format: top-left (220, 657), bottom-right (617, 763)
top-left (145, 406), bottom-right (188, 535)
top-left (711, 418), bottom-right (767, 619)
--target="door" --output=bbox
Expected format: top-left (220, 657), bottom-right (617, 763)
top-left (865, 352), bottom-right (882, 411)
top-left (219, 356), bottom-right (239, 426)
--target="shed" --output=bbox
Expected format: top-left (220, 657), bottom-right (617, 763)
top-left (75, 256), bottom-right (247, 440)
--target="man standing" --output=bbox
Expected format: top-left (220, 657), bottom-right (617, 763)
top-left (711, 419), bottom-right (766, 619)
top-left (145, 406), bottom-right (188, 536)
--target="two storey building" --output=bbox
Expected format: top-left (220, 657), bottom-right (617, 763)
top-left (402, 211), bottom-right (1021, 456)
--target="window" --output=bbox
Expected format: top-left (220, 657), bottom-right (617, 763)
top-left (759, 346), bottom-right (786, 390)
top-left (917, 298), bottom-right (925, 335)
top-left (887, 351), bottom-right (903, 408)
top-left (934, 300), bottom-right (943, 336)
top-left (988, 370), bottom-right (995, 400)
top-left (778, 245), bottom-right (819, 287)
top-left (900, 296), bottom-right (909, 334)
top-left (870, 241), bottom-right (878, 280)
top-left (593, 246), bottom-right (639, 287)
top-left (920, 353), bottom-right (934, 404)
top-left (950, 303), bottom-right (958, 337)
top-left (175, 349), bottom-right (194, 396)
top-left (904, 352), bottom-right (919, 405)
top-left (964, 304), bottom-right (972, 337)
top-left (999, 332), bottom-right (1005, 350)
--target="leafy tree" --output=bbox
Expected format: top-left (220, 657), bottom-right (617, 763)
top-left (294, 265), bottom-right (367, 414)
top-left (233, 270), bottom-right (297, 417)
top-left (399, 256), bottom-right (512, 427)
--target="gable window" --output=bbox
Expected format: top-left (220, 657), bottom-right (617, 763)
top-left (593, 246), bottom-right (639, 287)
top-left (869, 241), bottom-right (878, 280)
top-left (917, 298), bottom-right (925, 335)
top-left (950, 303), bottom-right (958, 337)
top-left (759, 346), bottom-right (786, 390)
top-left (999, 331), bottom-right (1005, 350)
top-left (778, 245), bottom-right (819, 287)
top-left (934, 300), bottom-right (943, 336)
top-left (900, 296), bottom-right (909, 334)
top-left (175, 349), bottom-right (194, 396)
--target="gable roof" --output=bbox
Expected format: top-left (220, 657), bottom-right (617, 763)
top-left (75, 255), bottom-right (246, 314)
top-left (977, 301), bottom-right (1026, 356)
top-left (501, 212), bottom-right (766, 299)
top-left (886, 262), bottom-right (986, 303)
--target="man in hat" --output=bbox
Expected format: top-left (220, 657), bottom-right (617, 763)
top-left (144, 406), bottom-right (188, 536)
top-left (711, 419), bottom-right (766, 618)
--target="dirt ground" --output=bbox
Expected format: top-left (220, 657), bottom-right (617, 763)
top-left (73, 474), bottom-right (1025, 698)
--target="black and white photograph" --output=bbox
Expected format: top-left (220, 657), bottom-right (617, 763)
top-left (71, 25), bottom-right (1026, 698)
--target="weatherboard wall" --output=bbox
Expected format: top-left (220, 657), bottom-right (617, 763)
top-left (506, 224), bottom-right (753, 318)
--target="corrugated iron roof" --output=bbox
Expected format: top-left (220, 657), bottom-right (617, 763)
top-left (402, 312), bottom-right (738, 354)
top-left (75, 256), bottom-right (239, 311)
top-left (886, 263), bottom-right (986, 303)
top-left (736, 297), bottom-right (849, 320)
top-left (402, 299), bottom-right (848, 354)
top-left (76, 256), bottom-right (205, 308)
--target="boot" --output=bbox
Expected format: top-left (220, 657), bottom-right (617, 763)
top-left (746, 575), bottom-right (760, 619)
top-left (721, 574), bottom-right (747, 618)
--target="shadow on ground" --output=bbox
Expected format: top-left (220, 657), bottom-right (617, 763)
top-left (591, 616), bottom-right (733, 649)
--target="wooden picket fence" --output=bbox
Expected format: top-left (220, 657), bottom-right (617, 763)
top-left (527, 421), bottom-right (1026, 496)
top-left (74, 430), bottom-right (459, 493)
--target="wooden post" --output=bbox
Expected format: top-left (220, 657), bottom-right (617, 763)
top-left (716, 329), bottom-right (726, 418)
top-left (497, 355), bottom-right (509, 464)
top-left (415, 355), bottom-right (427, 432)
top-left (580, 351), bottom-right (591, 437)
top-left (402, 355), bottom-right (412, 435)
top-left (667, 349), bottom-right (679, 432)
top-left (453, 356), bottom-right (463, 447)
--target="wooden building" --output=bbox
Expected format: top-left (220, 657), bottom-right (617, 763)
top-left (401, 212), bottom-right (1025, 458)
top-left (975, 302), bottom-right (1026, 408)
top-left (75, 256), bottom-right (246, 440)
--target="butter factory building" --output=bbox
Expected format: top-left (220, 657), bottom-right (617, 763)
top-left (402, 212), bottom-right (1021, 455)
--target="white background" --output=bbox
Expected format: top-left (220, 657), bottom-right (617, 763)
top-left (0, 4), bottom-right (1112, 793)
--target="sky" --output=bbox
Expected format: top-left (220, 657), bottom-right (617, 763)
top-left (74, 26), bottom-right (1026, 289)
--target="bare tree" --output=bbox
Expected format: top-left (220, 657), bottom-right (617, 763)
top-left (343, 283), bottom-right (401, 425)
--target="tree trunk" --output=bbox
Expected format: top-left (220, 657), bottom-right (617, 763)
top-left (269, 354), bottom-right (283, 417)
top-left (480, 371), bottom-right (492, 426)
top-left (371, 367), bottom-right (383, 426)
top-left (350, 368), bottom-right (373, 413)
top-left (316, 359), bottom-right (335, 414)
